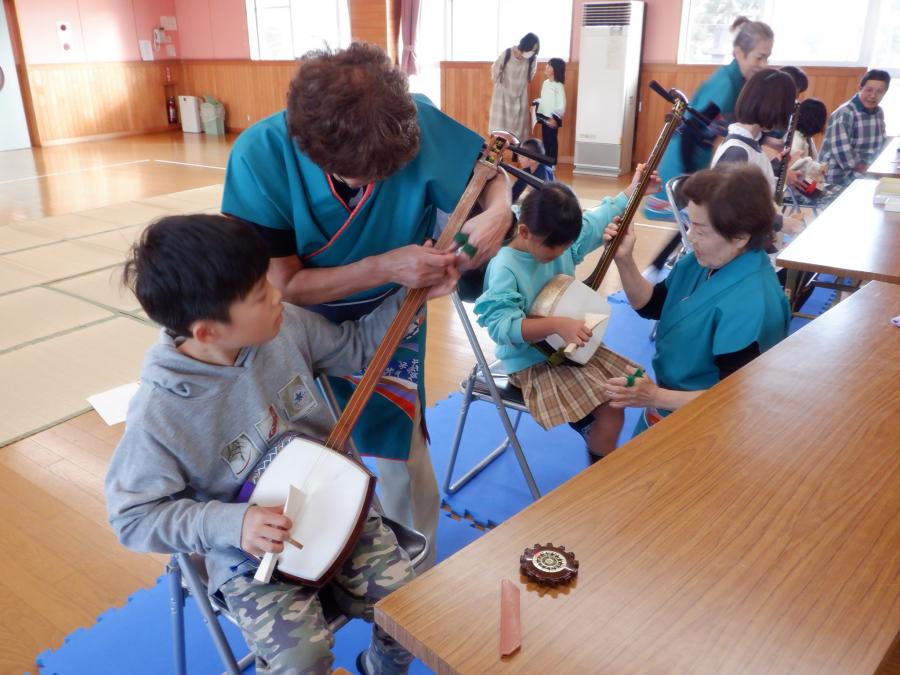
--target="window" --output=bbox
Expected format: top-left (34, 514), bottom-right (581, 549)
top-left (246, 0), bottom-right (351, 60)
top-left (449, 0), bottom-right (573, 63)
top-left (678, 0), bottom-right (889, 67)
top-left (870, 0), bottom-right (900, 134)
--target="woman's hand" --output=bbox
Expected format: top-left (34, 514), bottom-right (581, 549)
top-left (782, 214), bottom-right (805, 234)
top-left (554, 317), bottom-right (593, 348)
top-left (425, 261), bottom-right (461, 300)
top-left (625, 163), bottom-right (661, 198)
top-left (605, 372), bottom-right (658, 409)
top-left (456, 206), bottom-right (512, 270)
top-left (381, 241), bottom-right (458, 288)
top-left (603, 216), bottom-right (636, 261)
top-left (786, 168), bottom-right (808, 191)
top-left (241, 505), bottom-right (292, 557)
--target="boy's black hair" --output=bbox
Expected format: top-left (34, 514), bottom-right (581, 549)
top-left (796, 98), bottom-right (827, 137)
top-left (123, 215), bottom-right (270, 338)
top-left (520, 137), bottom-right (545, 156)
top-left (860, 69), bottom-right (891, 90)
top-left (518, 181), bottom-right (582, 248)
top-left (548, 58), bottom-right (566, 85)
top-left (779, 65), bottom-right (808, 94)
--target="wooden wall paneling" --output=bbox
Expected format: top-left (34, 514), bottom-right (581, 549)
top-left (439, 62), bottom-right (493, 137)
top-left (24, 62), bottom-right (175, 145)
top-left (349, 0), bottom-right (393, 57)
top-left (179, 61), bottom-right (298, 132)
top-left (18, 58), bottom-right (866, 150)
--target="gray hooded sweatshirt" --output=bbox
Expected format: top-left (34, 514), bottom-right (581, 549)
top-left (105, 291), bottom-right (407, 593)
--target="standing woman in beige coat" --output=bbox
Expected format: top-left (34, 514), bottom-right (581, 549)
top-left (489, 33), bottom-right (540, 143)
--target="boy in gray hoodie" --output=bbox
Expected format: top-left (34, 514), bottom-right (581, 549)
top-left (105, 215), bottom-right (458, 674)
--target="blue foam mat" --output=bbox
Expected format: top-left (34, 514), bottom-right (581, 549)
top-left (37, 513), bottom-right (482, 675)
top-left (789, 275), bottom-right (839, 334)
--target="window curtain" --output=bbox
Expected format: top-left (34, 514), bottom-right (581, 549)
top-left (399, 0), bottom-right (420, 75)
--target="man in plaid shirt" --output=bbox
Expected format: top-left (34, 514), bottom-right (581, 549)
top-left (820, 69), bottom-right (890, 190)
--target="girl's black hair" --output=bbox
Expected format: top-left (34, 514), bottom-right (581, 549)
top-left (548, 58), bottom-right (566, 85)
top-left (518, 181), bottom-right (582, 248)
top-left (498, 33), bottom-right (540, 83)
top-left (795, 98), bottom-right (827, 137)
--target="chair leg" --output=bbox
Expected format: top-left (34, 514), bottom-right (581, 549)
top-left (443, 365), bottom-right (477, 494)
top-left (176, 554), bottom-right (244, 675)
top-left (167, 556), bottom-right (187, 675)
top-left (449, 293), bottom-right (541, 501)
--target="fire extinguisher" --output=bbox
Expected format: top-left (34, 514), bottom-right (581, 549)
top-left (167, 96), bottom-right (177, 124)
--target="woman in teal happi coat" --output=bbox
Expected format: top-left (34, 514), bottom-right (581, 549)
top-left (605, 164), bottom-right (789, 437)
top-left (221, 44), bottom-right (512, 565)
top-left (643, 17), bottom-right (774, 223)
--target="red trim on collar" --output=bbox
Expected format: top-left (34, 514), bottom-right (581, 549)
top-left (303, 181), bottom-right (375, 262)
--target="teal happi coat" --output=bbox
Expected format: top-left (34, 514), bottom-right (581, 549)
top-left (222, 95), bottom-right (484, 459)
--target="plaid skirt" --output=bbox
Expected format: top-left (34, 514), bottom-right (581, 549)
top-left (509, 346), bottom-right (641, 430)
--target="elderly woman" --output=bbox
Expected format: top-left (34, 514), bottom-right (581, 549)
top-left (603, 164), bottom-right (790, 436)
top-left (221, 43), bottom-right (512, 567)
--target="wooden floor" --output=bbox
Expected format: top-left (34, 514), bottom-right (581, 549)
top-left (2, 132), bottom-right (896, 674)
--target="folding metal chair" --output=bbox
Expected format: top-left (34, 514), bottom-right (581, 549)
top-left (442, 290), bottom-right (541, 502)
top-left (664, 174), bottom-right (692, 260)
top-left (782, 184), bottom-right (823, 218)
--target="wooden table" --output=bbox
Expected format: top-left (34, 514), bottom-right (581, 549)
top-left (868, 136), bottom-right (900, 178)
top-left (376, 281), bottom-right (900, 674)
top-left (776, 179), bottom-right (900, 310)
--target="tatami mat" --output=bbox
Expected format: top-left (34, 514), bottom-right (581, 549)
top-left (3, 241), bottom-right (123, 284)
top-left (0, 258), bottom-right (49, 294)
top-left (76, 202), bottom-right (180, 227)
top-left (0, 318), bottom-right (159, 445)
top-left (10, 213), bottom-right (119, 240)
top-left (0, 186), bottom-right (222, 447)
top-left (0, 224), bottom-right (59, 255)
top-left (0, 288), bottom-right (112, 352)
top-left (80, 225), bottom-right (146, 255)
top-left (50, 268), bottom-right (140, 313)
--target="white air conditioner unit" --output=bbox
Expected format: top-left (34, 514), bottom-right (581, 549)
top-left (574, 1), bottom-right (644, 176)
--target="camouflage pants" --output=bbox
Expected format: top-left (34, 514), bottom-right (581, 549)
top-left (220, 512), bottom-right (415, 675)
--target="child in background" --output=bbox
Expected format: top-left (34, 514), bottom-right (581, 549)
top-left (475, 168), bottom-right (657, 462)
top-left (511, 138), bottom-right (555, 204)
top-left (791, 98), bottom-right (828, 160)
top-left (533, 58), bottom-right (566, 166)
